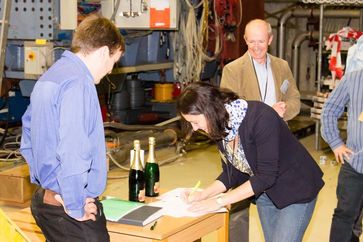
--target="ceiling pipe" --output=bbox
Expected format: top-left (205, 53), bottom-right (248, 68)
top-left (278, 8), bottom-right (361, 59)
top-left (317, 5), bottom-right (324, 93)
top-left (291, 31), bottom-right (320, 89)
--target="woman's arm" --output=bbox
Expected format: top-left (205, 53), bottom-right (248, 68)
top-left (200, 180), bottom-right (228, 199)
top-left (188, 180), bottom-right (254, 213)
top-left (219, 180), bottom-right (254, 206)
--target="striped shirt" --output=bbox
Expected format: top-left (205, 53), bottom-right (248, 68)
top-left (321, 69), bottom-right (363, 173)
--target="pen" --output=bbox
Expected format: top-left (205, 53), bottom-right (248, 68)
top-left (150, 221), bottom-right (157, 230)
top-left (188, 180), bottom-right (201, 202)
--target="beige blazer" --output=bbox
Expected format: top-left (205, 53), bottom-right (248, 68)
top-left (220, 52), bottom-right (300, 121)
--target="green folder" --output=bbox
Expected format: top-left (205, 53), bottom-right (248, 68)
top-left (101, 198), bottom-right (144, 222)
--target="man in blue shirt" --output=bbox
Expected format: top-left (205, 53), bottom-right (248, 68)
top-left (321, 69), bottom-right (363, 242)
top-left (20, 14), bottom-right (124, 241)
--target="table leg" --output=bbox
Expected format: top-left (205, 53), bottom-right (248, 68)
top-left (217, 212), bottom-right (229, 242)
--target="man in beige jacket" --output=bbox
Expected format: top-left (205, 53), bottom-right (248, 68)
top-left (221, 19), bottom-right (300, 121)
top-left (220, 19), bottom-right (301, 242)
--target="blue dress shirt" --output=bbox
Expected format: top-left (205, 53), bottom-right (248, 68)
top-left (321, 69), bottom-right (363, 173)
top-left (20, 50), bottom-right (107, 219)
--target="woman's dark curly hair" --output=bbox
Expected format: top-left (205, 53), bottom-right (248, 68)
top-left (176, 82), bottom-right (239, 140)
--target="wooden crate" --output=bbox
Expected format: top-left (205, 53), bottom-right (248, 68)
top-left (0, 164), bottom-right (37, 203)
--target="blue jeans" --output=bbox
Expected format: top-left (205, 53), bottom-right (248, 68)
top-left (256, 193), bottom-right (317, 242)
top-left (330, 162), bottom-right (363, 242)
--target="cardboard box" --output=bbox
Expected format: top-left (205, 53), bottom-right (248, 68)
top-left (0, 164), bottom-right (37, 203)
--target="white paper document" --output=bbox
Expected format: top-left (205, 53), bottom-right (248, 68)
top-left (148, 188), bottom-right (227, 218)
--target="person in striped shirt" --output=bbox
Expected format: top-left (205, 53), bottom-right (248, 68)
top-left (321, 69), bottom-right (363, 242)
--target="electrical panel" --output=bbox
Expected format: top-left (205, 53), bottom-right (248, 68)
top-left (24, 41), bottom-right (54, 79)
top-left (0, 0), bottom-right (59, 40)
top-left (101, 0), bottom-right (178, 30)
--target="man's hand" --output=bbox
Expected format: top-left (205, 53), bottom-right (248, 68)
top-left (272, 102), bottom-right (287, 118)
top-left (54, 195), bottom-right (97, 221)
top-left (333, 144), bottom-right (354, 164)
top-left (82, 198), bottom-right (97, 221)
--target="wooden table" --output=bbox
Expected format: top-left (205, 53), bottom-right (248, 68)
top-left (8, 208), bottom-right (229, 242)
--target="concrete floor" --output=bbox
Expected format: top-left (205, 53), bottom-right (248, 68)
top-left (1, 134), bottom-right (361, 241)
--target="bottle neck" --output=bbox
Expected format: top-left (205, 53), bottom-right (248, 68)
top-left (131, 148), bottom-right (143, 171)
top-left (147, 144), bottom-right (157, 164)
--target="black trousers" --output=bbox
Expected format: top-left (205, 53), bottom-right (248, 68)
top-left (229, 199), bottom-right (250, 242)
top-left (330, 163), bottom-right (363, 242)
top-left (31, 188), bottom-right (110, 242)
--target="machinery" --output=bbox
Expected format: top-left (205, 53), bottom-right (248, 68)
top-left (0, 1), bottom-right (179, 125)
top-left (101, 0), bottom-right (178, 30)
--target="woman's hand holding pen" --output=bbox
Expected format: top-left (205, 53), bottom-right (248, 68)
top-left (181, 181), bottom-right (204, 203)
top-left (181, 189), bottom-right (204, 203)
top-left (182, 180), bottom-right (228, 212)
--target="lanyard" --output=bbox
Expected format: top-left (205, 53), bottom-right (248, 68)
top-left (251, 57), bottom-right (268, 102)
top-left (223, 137), bottom-right (237, 186)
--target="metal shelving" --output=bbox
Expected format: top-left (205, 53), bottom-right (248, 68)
top-left (306, 0), bottom-right (363, 150)
top-left (111, 62), bottom-right (174, 74)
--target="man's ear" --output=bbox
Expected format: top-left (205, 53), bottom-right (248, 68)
top-left (268, 35), bottom-right (273, 46)
top-left (98, 46), bottom-right (110, 58)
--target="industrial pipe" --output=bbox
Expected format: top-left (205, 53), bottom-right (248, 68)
top-left (317, 5), bottom-right (324, 93)
top-left (291, 31), bottom-right (320, 89)
top-left (104, 121), bottom-right (167, 131)
top-left (278, 8), bottom-right (361, 59)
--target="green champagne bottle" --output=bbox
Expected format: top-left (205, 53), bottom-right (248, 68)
top-left (128, 140), bottom-right (145, 202)
top-left (145, 137), bottom-right (160, 197)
